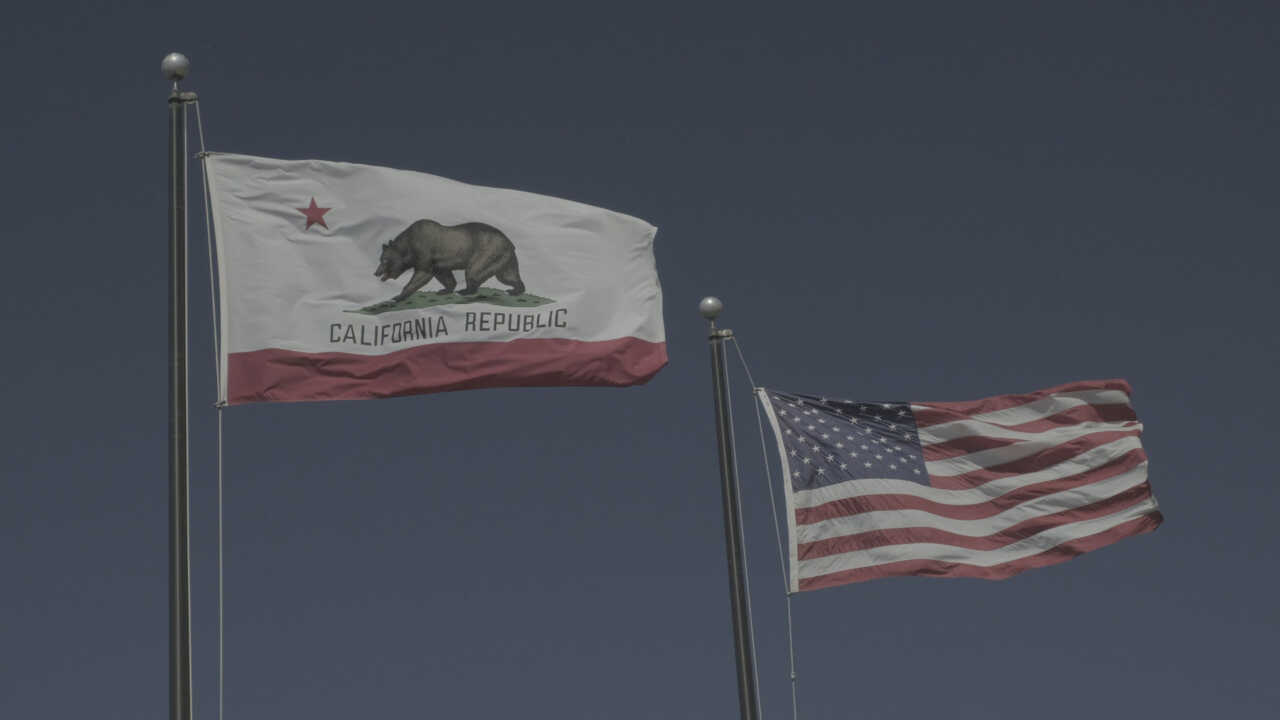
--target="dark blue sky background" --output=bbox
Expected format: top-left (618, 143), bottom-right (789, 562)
top-left (2, 2), bottom-right (1277, 718)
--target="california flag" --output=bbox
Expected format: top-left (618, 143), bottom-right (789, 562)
top-left (206, 153), bottom-right (667, 405)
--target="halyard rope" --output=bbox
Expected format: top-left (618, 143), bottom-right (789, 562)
top-left (193, 101), bottom-right (220, 399)
top-left (193, 100), bottom-right (225, 720)
top-left (731, 337), bottom-right (799, 720)
top-left (722, 350), bottom-right (767, 716)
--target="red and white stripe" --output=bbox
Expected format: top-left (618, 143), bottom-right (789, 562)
top-left (225, 337), bottom-right (667, 404)
top-left (764, 380), bottom-right (1162, 592)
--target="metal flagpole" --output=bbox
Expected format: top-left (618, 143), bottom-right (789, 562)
top-left (701, 297), bottom-right (762, 720)
top-left (163, 51), bottom-right (195, 720)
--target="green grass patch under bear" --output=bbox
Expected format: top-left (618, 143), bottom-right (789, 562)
top-left (351, 287), bottom-right (555, 315)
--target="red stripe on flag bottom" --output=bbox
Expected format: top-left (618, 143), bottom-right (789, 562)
top-left (797, 482), bottom-right (1156, 560)
top-left (796, 511), bottom-right (1162, 590)
top-left (913, 399), bottom-right (1139, 431)
top-left (795, 448), bottom-right (1148, 525)
top-left (226, 337), bottom-right (668, 405)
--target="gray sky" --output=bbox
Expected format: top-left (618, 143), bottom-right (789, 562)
top-left (2, 2), bottom-right (1277, 718)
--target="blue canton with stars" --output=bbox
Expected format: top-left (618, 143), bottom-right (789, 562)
top-left (764, 390), bottom-right (930, 491)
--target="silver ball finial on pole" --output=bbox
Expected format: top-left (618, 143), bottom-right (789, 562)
top-left (699, 296), bottom-right (724, 321)
top-left (161, 52), bottom-right (190, 89)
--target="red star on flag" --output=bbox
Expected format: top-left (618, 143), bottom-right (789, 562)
top-left (297, 198), bottom-right (332, 230)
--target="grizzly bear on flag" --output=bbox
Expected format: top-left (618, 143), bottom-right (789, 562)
top-left (374, 219), bottom-right (526, 302)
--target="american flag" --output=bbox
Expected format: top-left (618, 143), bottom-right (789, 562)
top-left (757, 380), bottom-right (1161, 592)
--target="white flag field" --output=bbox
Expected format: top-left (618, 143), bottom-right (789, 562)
top-left (205, 153), bottom-right (666, 405)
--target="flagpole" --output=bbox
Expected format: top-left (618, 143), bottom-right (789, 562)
top-left (163, 51), bottom-right (194, 720)
top-left (701, 297), bottom-right (762, 720)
